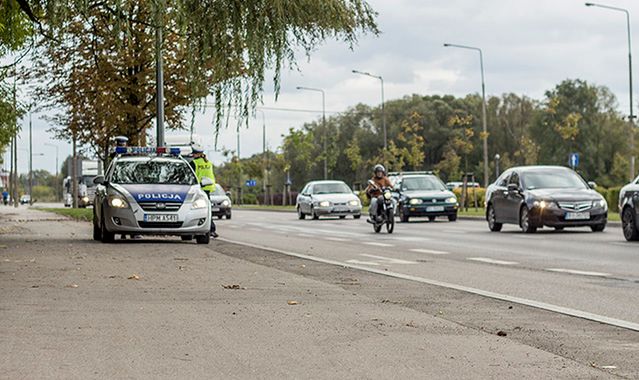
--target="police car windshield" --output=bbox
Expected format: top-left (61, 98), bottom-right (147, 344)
top-left (111, 159), bottom-right (197, 185)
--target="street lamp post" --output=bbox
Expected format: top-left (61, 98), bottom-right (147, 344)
top-left (296, 86), bottom-right (328, 179)
top-left (352, 70), bottom-right (386, 150)
top-left (256, 110), bottom-right (269, 205)
top-left (585, 2), bottom-right (635, 180)
top-left (28, 107), bottom-right (33, 204)
top-left (495, 154), bottom-right (501, 178)
top-left (443, 43), bottom-right (490, 188)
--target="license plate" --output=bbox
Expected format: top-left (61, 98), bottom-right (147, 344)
top-left (212, 208), bottom-right (220, 212)
top-left (334, 207), bottom-right (348, 212)
top-left (565, 212), bottom-right (590, 220)
top-left (426, 206), bottom-right (445, 212)
top-left (144, 214), bottom-right (178, 222)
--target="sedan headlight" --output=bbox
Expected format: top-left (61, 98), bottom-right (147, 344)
top-left (348, 200), bottom-right (360, 206)
top-left (108, 194), bottom-right (128, 208)
top-left (594, 199), bottom-right (607, 210)
top-left (192, 193), bottom-right (209, 209)
top-left (533, 200), bottom-right (556, 209)
top-left (318, 201), bottom-right (330, 207)
top-left (446, 196), bottom-right (458, 204)
top-left (409, 198), bottom-right (422, 205)
top-left (222, 200), bottom-right (230, 207)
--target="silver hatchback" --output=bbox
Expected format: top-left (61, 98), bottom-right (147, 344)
top-left (296, 180), bottom-right (362, 220)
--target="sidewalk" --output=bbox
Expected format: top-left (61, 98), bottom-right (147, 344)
top-left (0, 206), bottom-right (609, 379)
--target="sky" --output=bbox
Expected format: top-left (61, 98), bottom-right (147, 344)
top-left (7, 0), bottom-right (639, 174)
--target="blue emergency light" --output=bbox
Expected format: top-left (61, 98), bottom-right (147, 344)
top-left (113, 146), bottom-right (183, 156)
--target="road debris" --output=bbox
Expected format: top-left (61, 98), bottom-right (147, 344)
top-left (287, 300), bottom-right (299, 305)
top-left (222, 284), bottom-right (245, 290)
top-left (496, 330), bottom-right (507, 337)
top-left (66, 283), bottom-right (79, 288)
top-left (127, 274), bottom-right (141, 280)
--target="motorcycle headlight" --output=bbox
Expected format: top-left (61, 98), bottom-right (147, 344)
top-left (108, 194), bottom-right (128, 209)
top-left (446, 197), bottom-right (457, 204)
top-left (348, 200), bottom-right (360, 206)
top-left (82, 196), bottom-right (89, 202)
top-left (192, 193), bottom-right (209, 209)
top-left (318, 201), bottom-right (330, 207)
top-left (409, 198), bottom-right (422, 205)
top-left (594, 199), bottom-right (607, 210)
top-left (222, 200), bottom-right (230, 207)
top-left (384, 191), bottom-right (392, 200)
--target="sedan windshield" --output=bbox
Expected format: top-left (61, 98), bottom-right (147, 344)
top-left (313, 183), bottom-right (351, 194)
top-left (402, 176), bottom-right (446, 191)
top-left (111, 159), bottom-right (197, 185)
top-left (522, 170), bottom-right (588, 190)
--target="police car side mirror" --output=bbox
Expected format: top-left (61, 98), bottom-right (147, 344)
top-left (93, 175), bottom-right (105, 185)
top-left (225, 191), bottom-right (232, 197)
top-left (200, 177), bottom-right (214, 187)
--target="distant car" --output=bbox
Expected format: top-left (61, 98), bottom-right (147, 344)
top-left (210, 184), bottom-right (232, 219)
top-left (392, 173), bottom-right (459, 222)
top-left (446, 181), bottom-right (480, 190)
top-left (618, 176), bottom-right (639, 241)
top-left (19, 194), bottom-right (31, 205)
top-left (485, 166), bottom-right (607, 233)
top-left (296, 180), bottom-right (362, 220)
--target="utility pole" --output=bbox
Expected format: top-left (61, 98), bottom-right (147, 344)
top-left (28, 108), bottom-right (32, 204)
top-left (72, 132), bottom-right (78, 208)
top-left (155, 0), bottom-right (165, 148)
top-left (352, 70), bottom-right (386, 149)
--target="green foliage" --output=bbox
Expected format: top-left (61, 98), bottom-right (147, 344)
top-left (452, 187), bottom-right (486, 209)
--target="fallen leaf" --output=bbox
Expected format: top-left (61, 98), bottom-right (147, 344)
top-left (107, 275), bottom-right (117, 279)
top-left (128, 274), bottom-right (140, 280)
top-left (66, 284), bottom-right (79, 288)
top-left (287, 300), bottom-right (299, 305)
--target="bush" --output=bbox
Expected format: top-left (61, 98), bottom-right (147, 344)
top-left (452, 187), bottom-right (486, 209)
top-left (599, 186), bottom-right (622, 213)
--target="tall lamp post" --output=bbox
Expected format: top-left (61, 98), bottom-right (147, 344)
top-left (296, 86), bottom-right (328, 179)
top-left (443, 43), bottom-right (490, 187)
top-left (585, 2), bottom-right (635, 180)
top-left (256, 109), bottom-right (270, 205)
top-left (352, 69), bottom-right (386, 150)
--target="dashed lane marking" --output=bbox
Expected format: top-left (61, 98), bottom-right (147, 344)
top-left (325, 237), bottom-right (349, 242)
top-left (467, 257), bottom-right (518, 265)
top-left (363, 242), bottom-right (394, 247)
top-left (545, 268), bottom-right (610, 277)
top-left (410, 248), bottom-right (449, 255)
top-left (360, 254), bottom-right (417, 265)
top-left (346, 260), bottom-right (380, 266)
top-left (218, 237), bottom-right (639, 332)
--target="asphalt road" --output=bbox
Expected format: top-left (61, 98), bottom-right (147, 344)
top-left (221, 210), bottom-right (639, 326)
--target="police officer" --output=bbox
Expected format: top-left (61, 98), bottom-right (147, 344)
top-left (109, 136), bottom-right (129, 161)
top-left (190, 146), bottom-right (218, 238)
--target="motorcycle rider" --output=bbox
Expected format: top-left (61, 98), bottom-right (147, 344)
top-left (365, 164), bottom-right (393, 223)
top-left (190, 145), bottom-right (218, 238)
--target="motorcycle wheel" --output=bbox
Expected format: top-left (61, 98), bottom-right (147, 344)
top-left (386, 209), bottom-right (395, 234)
top-left (373, 223), bottom-right (382, 233)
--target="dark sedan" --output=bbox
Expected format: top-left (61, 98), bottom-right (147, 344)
top-left (393, 173), bottom-right (459, 222)
top-left (619, 177), bottom-right (639, 240)
top-left (485, 166), bottom-right (607, 233)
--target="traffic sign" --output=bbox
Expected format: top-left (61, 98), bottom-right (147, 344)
top-left (569, 153), bottom-right (580, 169)
top-left (245, 179), bottom-right (257, 187)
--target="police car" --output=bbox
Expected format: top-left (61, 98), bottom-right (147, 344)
top-left (92, 146), bottom-right (212, 243)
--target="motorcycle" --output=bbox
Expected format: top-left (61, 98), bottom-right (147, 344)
top-left (366, 180), bottom-right (395, 234)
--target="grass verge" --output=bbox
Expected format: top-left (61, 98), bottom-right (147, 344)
top-left (41, 208), bottom-right (93, 222)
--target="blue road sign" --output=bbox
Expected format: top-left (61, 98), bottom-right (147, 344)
top-left (569, 153), bottom-right (580, 169)
top-left (245, 179), bottom-right (257, 187)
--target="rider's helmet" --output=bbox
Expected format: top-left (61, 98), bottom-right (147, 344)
top-left (373, 164), bottom-right (386, 178)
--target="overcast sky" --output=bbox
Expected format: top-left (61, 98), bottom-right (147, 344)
top-left (8, 0), bottom-right (639, 174)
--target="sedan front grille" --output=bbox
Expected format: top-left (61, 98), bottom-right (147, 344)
top-left (138, 221), bottom-right (183, 229)
top-left (557, 201), bottom-right (592, 212)
top-left (138, 202), bottom-right (182, 212)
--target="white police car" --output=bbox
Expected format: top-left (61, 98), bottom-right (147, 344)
top-left (92, 146), bottom-right (212, 243)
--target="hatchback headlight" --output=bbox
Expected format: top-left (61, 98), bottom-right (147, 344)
top-left (192, 193), bottom-right (209, 209)
top-left (318, 201), bottom-right (330, 207)
top-left (409, 198), bottom-right (422, 205)
top-left (108, 194), bottom-right (128, 208)
top-left (348, 200), bottom-right (360, 206)
top-left (446, 197), bottom-right (457, 204)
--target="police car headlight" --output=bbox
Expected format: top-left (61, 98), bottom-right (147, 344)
top-left (318, 201), bottom-right (330, 208)
top-left (409, 198), bottom-right (422, 205)
top-left (222, 200), bottom-right (230, 207)
top-left (108, 195), bottom-right (128, 209)
top-left (348, 200), bottom-right (360, 206)
top-left (192, 194), bottom-right (209, 209)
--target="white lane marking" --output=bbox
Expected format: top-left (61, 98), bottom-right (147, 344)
top-left (297, 234), bottom-right (314, 238)
top-left (249, 228), bottom-right (262, 232)
top-left (545, 268), bottom-right (610, 277)
top-left (360, 254), bottom-right (417, 265)
top-left (467, 257), bottom-right (518, 265)
top-left (389, 236), bottom-right (432, 242)
top-left (410, 248), bottom-right (449, 255)
top-left (218, 237), bottom-right (639, 332)
top-left (325, 237), bottom-right (348, 242)
top-left (346, 260), bottom-right (380, 266)
top-left (363, 242), bottom-right (393, 247)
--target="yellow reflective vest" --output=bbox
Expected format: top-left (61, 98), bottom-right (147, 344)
top-left (193, 157), bottom-right (216, 192)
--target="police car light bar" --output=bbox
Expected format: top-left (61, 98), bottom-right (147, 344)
top-left (114, 146), bottom-right (182, 155)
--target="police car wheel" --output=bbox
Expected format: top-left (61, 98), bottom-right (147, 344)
top-left (100, 214), bottom-right (115, 243)
top-left (196, 233), bottom-right (210, 244)
top-left (225, 213), bottom-right (231, 220)
top-left (181, 235), bottom-right (194, 241)
top-left (92, 213), bottom-right (101, 241)
top-left (217, 215), bottom-right (223, 220)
